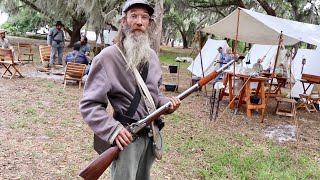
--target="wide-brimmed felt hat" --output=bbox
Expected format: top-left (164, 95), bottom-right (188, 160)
top-left (55, 21), bottom-right (64, 27)
top-left (122, 0), bottom-right (154, 16)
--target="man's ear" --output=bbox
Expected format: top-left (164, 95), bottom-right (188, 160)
top-left (120, 18), bottom-right (126, 27)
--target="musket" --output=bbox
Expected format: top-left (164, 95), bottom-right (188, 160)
top-left (78, 60), bottom-right (236, 180)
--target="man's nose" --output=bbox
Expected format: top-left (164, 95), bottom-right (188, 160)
top-left (136, 17), bottom-right (143, 26)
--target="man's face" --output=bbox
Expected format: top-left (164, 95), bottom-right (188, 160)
top-left (218, 48), bottom-right (222, 53)
top-left (56, 25), bottom-right (63, 30)
top-left (0, 32), bottom-right (5, 39)
top-left (122, 7), bottom-right (150, 34)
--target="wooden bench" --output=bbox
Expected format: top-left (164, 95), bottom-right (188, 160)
top-left (63, 62), bottom-right (86, 89)
top-left (39, 45), bottom-right (51, 67)
top-left (18, 43), bottom-right (34, 64)
top-left (0, 48), bottom-right (23, 79)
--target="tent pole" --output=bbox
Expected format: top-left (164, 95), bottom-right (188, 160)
top-left (197, 31), bottom-right (207, 96)
top-left (232, 8), bottom-right (241, 110)
top-left (262, 32), bottom-right (283, 123)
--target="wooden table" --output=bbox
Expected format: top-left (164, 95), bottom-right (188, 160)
top-left (269, 76), bottom-right (287, 96)
top-left (300, 74), bottom-right (320, 94)
top-left (300, 79), bottom-right (317, 94)
top-left (222, 73), bottom-right (268, 119)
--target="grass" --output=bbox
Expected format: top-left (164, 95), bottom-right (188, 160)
top-left (159, 47), bottom-right (192, 69)
top-left (165, 123), bottom-right (320, 179)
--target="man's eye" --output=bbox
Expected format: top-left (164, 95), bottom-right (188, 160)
top-left (142, 15), bottom-right (149, 20)
top-left (131, 14), bottom-right (138, 19)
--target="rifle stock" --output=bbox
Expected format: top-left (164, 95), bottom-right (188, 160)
top-left (78, 59), bottom-right (236, 179)
top-left (79, 146), bottom-right (120, 180)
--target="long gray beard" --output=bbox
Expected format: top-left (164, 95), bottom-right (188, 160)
top-left (123, 31), bottom-right (151, 70)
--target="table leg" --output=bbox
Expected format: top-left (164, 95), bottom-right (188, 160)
top-left (228, 74), bottom-right (234, 109)
top-left (245, 81), bottom-right (251, 119)
top-left (261, 82), bottom-right (266, 123)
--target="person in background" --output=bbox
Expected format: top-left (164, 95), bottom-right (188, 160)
top-left (0, 30), bottom-right (14, 52)
top-left (213, 46), bottom-right (226, 82)
top-left (80, 35), bottom-right (90, 56)
top-left (252, 55), bottom-right (266, 73)
top-left (65, 42), bottom-right (90, 75)
top-left (275, 63), bottom-right (287, 87)
top-left (47, 21), bottom-right (65, 66)
top-left (275, 63), bottom-right (287, 77)
top-left (223, 47), bottom-right (235, 64)
top-left (79, 0), bottom-right (181, 179)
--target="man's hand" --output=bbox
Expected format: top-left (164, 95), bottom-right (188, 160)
top-left (48, 44), bottom-right (51, 48)
top-left (115, 127), bottom-right (133, 150)
top-left (167, 96), bottom-right (181, 114)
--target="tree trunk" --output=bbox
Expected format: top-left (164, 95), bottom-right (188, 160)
top-left (166, 34), bottom-right (171, 45)
top-left (64, 19), bottom-right (86, 47)
top-left (179, 30), bottom-right (188, 49)
top-left (171, 38), bottom-right (175, 47)
top-left (150, 0), bottom-right (164, 55)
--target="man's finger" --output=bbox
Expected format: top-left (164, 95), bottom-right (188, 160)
top-left (115, 139), bottom-right (123, 150)
top-left (117, 135), bottom-right (128, 147)
top-left (124, 130), bottom-right (133, 141)
top-left (120, 132), bottom-right (131, 144)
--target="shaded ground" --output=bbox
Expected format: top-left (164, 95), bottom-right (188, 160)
top-left (0, 37), bottom-right (319, 179)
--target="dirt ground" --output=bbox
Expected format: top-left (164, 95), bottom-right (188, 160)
top-left (0, 37), bottom-right (319, 179)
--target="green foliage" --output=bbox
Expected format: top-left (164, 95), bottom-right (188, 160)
top-left (2, 7), bottom-right (51, 35)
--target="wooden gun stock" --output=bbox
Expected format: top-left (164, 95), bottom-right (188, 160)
top-left (79, 146), bottom-right (120, 180)
top-left (78, 59), bottom-right (236, 179)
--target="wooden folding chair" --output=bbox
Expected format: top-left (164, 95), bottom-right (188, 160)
top-left (296, 94), bottom-right (317, 113)
top-left (63, 62), bottom-right (86, 89)
top-left (310, 91), bottom-right (320, 110)
top-left (18, 43), bottom-right (34, 64)
top-left (39, 45), bottom-right (51, 66)
top-left (0, 48), bottom-right (23, 79)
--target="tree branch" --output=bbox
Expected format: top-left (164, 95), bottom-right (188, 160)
top-left (19, 0), bottom-right (55, 20)
top-left (256, 0), bottom-right (276, 16)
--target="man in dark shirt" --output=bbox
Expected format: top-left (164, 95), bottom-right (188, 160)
top-left (65, 42), bottom-right (90, 74)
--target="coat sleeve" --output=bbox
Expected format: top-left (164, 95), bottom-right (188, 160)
top-left (47, 29), bottom-right (53, 46)
top-left (80, 57), bottom-right (123, 144)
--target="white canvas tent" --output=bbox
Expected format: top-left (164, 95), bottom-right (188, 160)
top-left (201, 7), bottom-right (320, 98)
top-left (243, 44), bottom-right (287, 70)
top-left (291, 49), bottom-right (317, 81)
top-left (187, 39), bottom-right (229, 77)
top-left (291, 48), bottom-right (320, 97)
top-left (202, 7), bottom-right (320, 46)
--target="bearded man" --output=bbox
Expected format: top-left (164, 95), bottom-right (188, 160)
top-left (0, 30), bottom-right (14, 52)
top-left (80, 0), bottom-right (181, 179)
